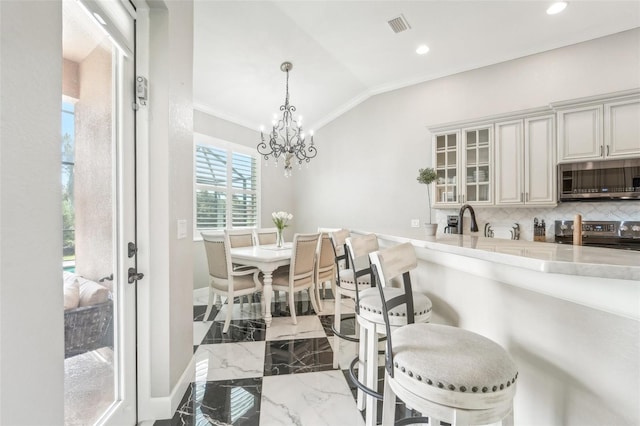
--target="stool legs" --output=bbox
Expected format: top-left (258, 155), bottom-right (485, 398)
top-left (332, 294), bottom-right (342, 369)
top-left (364, 321), bottom-right (378, 425)
top-left (382, 370), bottom-right (396, 426)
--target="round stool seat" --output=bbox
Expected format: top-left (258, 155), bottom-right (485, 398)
top-left (391, 323), bottom-right (518, 410)
top-left (338, 268), bottom-right (371, 291)
top-left (358, 287), bottom-right (432, 326)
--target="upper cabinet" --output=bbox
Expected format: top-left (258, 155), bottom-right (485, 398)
top-left (556, 92), bottom-right (640, 163)
top-left (463, 125), bottom-right (493, 205)
top-left (495, 115), bottom-right (556, 206)
top-left (433, 125), bottom-right (493, 207)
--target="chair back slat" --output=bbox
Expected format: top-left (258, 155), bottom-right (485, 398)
top-left (372, 242), bottom-right (417, 288)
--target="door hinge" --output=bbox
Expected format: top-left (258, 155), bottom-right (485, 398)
top-left (128, 267), bottom-right (144, 284)
top-left (128, 242), bottom-right (138, 258)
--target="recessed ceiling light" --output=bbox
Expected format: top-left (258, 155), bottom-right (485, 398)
top-left (547, 2), bottom-right (568, 15)
top-left (416, 44), bottom-right (430, 55)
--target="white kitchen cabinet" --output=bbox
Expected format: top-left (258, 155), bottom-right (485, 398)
top-left (433, 131), bottom-right (460, 206)
top-left (495, 115), bottom-right (556, 206)
top-left (462, 125), bottom-right (493, 205)
top-left (433, 125), bottom-right (493, 207)
top-left (557, 95), bottom-right (640, 162)
top-left (604, 98), bottom-right (640, 159)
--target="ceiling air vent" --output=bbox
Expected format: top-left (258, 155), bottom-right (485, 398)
top-left (387, 14), bottom-right (411, 33)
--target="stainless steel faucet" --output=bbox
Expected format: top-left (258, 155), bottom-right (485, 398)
top-left (458, 204), bottom-right (479, 234)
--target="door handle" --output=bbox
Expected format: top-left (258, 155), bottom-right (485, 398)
top-left (600, 145), bottom-right (603, 157)
top-left (606, 145), bottom-right (610, 156)
top-left (128, 267), bottom-right (144, 284)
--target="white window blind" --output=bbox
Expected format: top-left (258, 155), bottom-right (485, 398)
top-left (195, 139), bottom-right (259, 233)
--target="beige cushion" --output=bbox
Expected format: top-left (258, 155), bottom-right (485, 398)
top-left (358, 287), bottom-right (432, 326)
top-left (337, 268), bottom-right (371, 291)
top-left (63, 272), bottom-right (80, 310)
top-left (391, 323), bottom-right (518, 409)
top-left (77, 276), bottom-right (110, 307)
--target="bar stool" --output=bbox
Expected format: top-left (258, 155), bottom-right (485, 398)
top-left (330, 229), bottom-right (369, 371)
top-left (370, 243), bottom-right (518, 426)
top-left (346, 238), bottom-right (432, 426)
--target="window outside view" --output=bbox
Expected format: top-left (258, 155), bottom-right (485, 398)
top-left (195, 141), bottom-right (259, 232)
top-left (62, 101), bottom-right (75, 269)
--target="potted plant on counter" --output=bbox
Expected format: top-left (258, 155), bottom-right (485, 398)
top-left (417, 167), bottom-right (438, 236)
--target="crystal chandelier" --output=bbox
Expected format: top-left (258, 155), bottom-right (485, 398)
top-left (257, 62), bottom-right (317, 177)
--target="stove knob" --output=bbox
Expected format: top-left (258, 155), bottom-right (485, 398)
top-left (619, 225), bottom-right (629, 232)
top-left (560, 224), bottom-right (568, 231)
top-left (632, 225), bottom-right (640, 232)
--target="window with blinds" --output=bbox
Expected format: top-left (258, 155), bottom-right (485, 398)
top-left (195, 140), bottom-right (259, 232)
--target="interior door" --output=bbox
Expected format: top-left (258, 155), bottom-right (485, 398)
top-left (62, 1), bottom-right (137, 424)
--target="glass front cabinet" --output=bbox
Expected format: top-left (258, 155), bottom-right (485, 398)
top-left (433, 125), bottom-right (493, 207)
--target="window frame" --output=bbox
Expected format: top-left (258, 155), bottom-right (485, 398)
top-left (193, 134), bottom-right (261, 239)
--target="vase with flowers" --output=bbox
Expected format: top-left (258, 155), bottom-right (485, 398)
top-left (417, 167), bottom-right (438, 236)
top-left (272, 211), bottom-right (293, 248)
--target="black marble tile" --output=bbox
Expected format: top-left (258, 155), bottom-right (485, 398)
top-left (155, 378), bottom-right (262, 426)
top-left (201, 319), bottom-right (266, 344)
top-left (264, 336), bottom-right (334, 376)
top-left (193, 304), bottom-right (218, 322)
top-left (319, 314), bottom-right (356, 337)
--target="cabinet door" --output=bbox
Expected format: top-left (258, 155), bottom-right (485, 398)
top-left (557, 105), bottom-right (603, 162)
top-left (525, 115), bottom-right (556, 205)
top-left (495, 120), bottom-right (524, 205)
top-left (604, 98), bottom-right (640, 159)
top-left (433, 131), bottom-right (460, 206)
top-left (463, 126), bottom-right (492, 204)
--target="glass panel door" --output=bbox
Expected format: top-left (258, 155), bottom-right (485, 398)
top-left (435, 132), bottom-right (459, 204)
top-left (464, 127), bottom-right (492, 203)
top-left (62, 0), bottom-right (136, 424)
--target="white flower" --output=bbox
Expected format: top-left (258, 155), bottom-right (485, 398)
top-left (272, 211), bottom-right (293, 230)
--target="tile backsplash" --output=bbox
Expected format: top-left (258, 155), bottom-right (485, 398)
top-left (436, 201), bottom-right (640, 241)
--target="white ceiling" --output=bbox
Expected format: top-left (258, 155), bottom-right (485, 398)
top-left (193, 1), bottom-right (640, 132)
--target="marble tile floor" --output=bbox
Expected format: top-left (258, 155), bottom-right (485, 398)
top-left (154, 288), bottom-right (424, 426)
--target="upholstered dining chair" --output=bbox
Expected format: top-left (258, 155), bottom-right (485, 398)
top-left (227, 228), bottom-right (255, 248)
top-left (314, 232), bottom-right (336, 312)
top-left (370, 243), bottom-right (518, 426)
top-left (201, 232), bottom-right (263, 333)
top-left (271, 233), bottom-right (322, 324)
top-left (254, 228), bottom-right (278, 245)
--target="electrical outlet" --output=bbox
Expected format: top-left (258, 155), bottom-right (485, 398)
top-left (411, 219), bottom-right (420, 228)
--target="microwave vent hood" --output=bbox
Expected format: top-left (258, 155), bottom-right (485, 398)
top-left (558, 158), bottom-right (640, 201)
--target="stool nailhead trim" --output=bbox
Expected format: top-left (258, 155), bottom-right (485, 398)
top-left (395, 364), bottom-right (520, 394)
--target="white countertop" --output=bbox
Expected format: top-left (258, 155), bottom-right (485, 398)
top-left (355, 229), bottom-right (640, 281)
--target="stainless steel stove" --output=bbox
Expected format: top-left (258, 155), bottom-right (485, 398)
top-left (554, 220), bottom-right (640, 251)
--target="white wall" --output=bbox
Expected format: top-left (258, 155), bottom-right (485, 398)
top-left (192, 110), bottom-right (295, 288)
top-left (293, 28), bottom-right (640, 233)
top-left (136, 0), bottom-right (195, 420)
top-left (0, 0), bottom-right (65, 424)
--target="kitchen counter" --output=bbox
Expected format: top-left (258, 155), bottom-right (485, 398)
top-left (355, 229), bottom-right (639, 281)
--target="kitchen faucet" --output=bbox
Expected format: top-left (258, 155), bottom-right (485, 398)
top-left (458, 204), bottom-right (479, 234)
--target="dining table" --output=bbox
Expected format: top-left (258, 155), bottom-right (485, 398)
top-left (229, 242), bottom-right (292, 327)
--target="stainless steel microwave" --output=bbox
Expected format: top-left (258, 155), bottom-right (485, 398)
top-left (558, 159), bottom-right (640, 201)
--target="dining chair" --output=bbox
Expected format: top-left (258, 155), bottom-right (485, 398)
top-left (314, 232), bottom-right (336, 312)
top-left (370, 244), bottom-right (518, 426)
top-left (271, 232), bottom-right (322, 324)
top-left (201, 232), bottom-right (263, 333)
top-left (227, 228), bottom-right (255, 248)
top-left (254, 227), bottom-right (278, 245)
